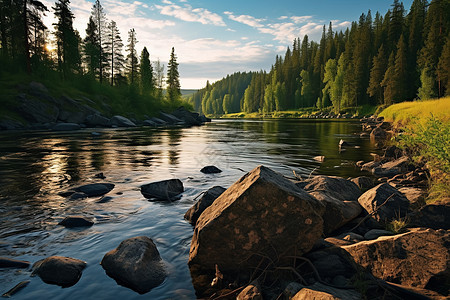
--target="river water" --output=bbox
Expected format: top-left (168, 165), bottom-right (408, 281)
top-left (0, 119), bottom-right (377, 299)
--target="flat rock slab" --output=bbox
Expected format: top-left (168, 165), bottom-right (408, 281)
top-left (101, 236), bottom-right (166, 294)
top-left (292, 283), bottom-right (361, 300)
top-left (0, 257), bottom-right (30, 268)
top-left (73, 183), bottom-right (115, 197)
top-left (141, 179), bottom-right (184, 201)
top-left (110, 115), bottom-right (136, 127)
top-left (342, 228), bottom-right (450, 293)
top-left (32, 256), bottom-right (86, 287)
top-left (189, 165), bottom-right (324, 288)
top-left (184, 186), bottom-right (226, 225)
top-left (59, 216), bottom-right (94, 228)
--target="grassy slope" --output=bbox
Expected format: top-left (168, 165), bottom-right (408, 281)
top-left (379, 97), bottom-right (450, 126)
top-left (0, 66), bottom-right (191, 121)
top-left (380, 97), bottom-right (450, 203)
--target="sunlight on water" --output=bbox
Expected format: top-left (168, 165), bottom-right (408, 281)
top-left (0, 119), bottom-right (376, 299)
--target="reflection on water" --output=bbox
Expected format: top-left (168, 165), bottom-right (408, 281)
top-left (0, 119), bottom-right (377, 299)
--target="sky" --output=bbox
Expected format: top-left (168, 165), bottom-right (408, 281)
top-left (41, 0), bottom-right (414, 89)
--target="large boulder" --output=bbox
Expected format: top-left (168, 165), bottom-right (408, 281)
top-left (101, 236), bottom-right (166, 294)
top-left (32, 256), bottom-right (86, 287)
top-left (158, 112), bottom-right (184, 124)
top-left (370, 127), bottom-right (388, 143)
top-left (357, 183), bottom-right (410, 223)
top-left (200, 165), bottom-right (222, 174)
top-left (351, 176), bottom-right (375, 192)
top-left (301, 175), bottom-right (362, 202)
top-left (189, 166), bottom-right (324, 287)
top-left (307, 191), bottom-right (362, 235)
top-left (409, 203), bottom-right (450, 230)
top-left (17, 93), bottom-right (59, 123)
top-left (140, 179), bottom-right (184, 201)
top-left (171, 107), bottom-right (202, 126)
top-left (85, 114), bottom-right (110, 127)
top-left (184, 186), bottom-right (226, 225)
top-left (110, 115), bottom-right (136, 127)
top-left (73, 183), bottom-right (115, 197)
top-left (342, 228), bottom-right (450, 294)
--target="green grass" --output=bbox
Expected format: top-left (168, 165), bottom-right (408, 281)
top-left (386, 216), bottom-right (409, 234)
top-left (379, 97), bottom-right (450, 126)
top-left (380, 98), bottom-right (450, 204)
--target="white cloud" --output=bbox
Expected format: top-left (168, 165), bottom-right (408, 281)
top-left (224, 11), bottom-right (265, 28)
top-left (291, 16), bottom-right (313, 24)
top-left (279, 16), bottom-right (288, 20)
top-left (155, 2), bottom-right (226, 26)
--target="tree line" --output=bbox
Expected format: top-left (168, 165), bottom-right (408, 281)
top-left (0, 0), bottom-right (182, 103)
top-left (190, 0), bottom-right (449, 115)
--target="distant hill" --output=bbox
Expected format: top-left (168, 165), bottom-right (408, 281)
top-left (181, 89), bottom-right (198, 97)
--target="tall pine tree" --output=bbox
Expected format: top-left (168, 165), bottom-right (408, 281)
top-left (166, 47), bottom-right (181, 103)
top-left (139, 47), bottom-right (153, 96)
top-left (104, 20), bottom-right (124, 86)
top-left (125, 28), bottom-right (138, 85)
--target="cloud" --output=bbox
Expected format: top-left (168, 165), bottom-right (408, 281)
top-left (291, 16), bottom-right (313, 24)
top-left (224, 11), bottom-right (265, 28)
top-left (155, 1), bottom-right (226, 26)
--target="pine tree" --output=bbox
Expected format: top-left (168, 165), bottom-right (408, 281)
top-left (436, 35), bottom-right (450, 96)
top-left (166, 47), bottom-right (181, 103)
top-left (91, 0), bottom-right (106, 82)
top-left (139, 47), bottom-right (153, 96)
top-left (368, 45), bottom-right (388, 104)
top-left (418, 67), bottom-right (436, 99)
top-left (83, 16), bottom-right (100, 77)
top-left (393, 35), bottom-right (408, 101)
top-left (125, 28), bottom-right (138, 85)
top-left (53, 0), bottom-right (81, 77)
top-left (104, 20), bottom-right (124, 86)
top-left (388, 0), bottom-right (405, 51)
top-left (381, 51), bottom-right (396, 105)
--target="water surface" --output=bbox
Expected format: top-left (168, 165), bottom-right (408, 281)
top-left (0, 119), bottom-right (376, 299)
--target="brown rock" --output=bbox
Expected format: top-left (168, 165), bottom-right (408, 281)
top-left (101, 236), bottom-right (166, 294)
top-left (184, 186), bottom-right (226, 225)
top-left (237, 280), bottom-right (262, 300)
top-left (189, 165), bottom-right (324, 282)
top-left (342, 228), bottom-right (450, 293)
top-left (32, 256), bottom-right (86, 287)
top-left (409, 203), bottom-right (450, 230)
top-left (398, 187), bottom-right (426, 205)
top-left (351, 176), bottom-right (375, 192)
top-left (302, 175), bottom-right (362, 202)
top-left (357, 183), bottom-right (410, 223)
top-left (292, 283), bottom-right (361, 300)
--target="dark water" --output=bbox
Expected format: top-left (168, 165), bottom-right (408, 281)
top-left (0, 119), bottom-right (377, 299)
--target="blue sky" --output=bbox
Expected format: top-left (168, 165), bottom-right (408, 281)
top-left (42, 0), bottom-right (413, 89)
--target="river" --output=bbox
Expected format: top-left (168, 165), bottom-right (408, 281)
top-left (0, 119), bottom-right (377, 299)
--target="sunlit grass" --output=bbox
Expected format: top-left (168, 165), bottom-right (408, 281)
top-left (379, 97), bottom-right (450, 127)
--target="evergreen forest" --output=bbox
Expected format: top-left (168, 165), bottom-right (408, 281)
top-left (189, 0), bottom-right (450, 116)
top-left (0, 0), bottom-right (183, 117)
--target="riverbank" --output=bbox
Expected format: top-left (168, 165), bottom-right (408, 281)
top-left (220, 105), bottom-right (378, 120)
top-left (0, 81), bottom-right (210, 131)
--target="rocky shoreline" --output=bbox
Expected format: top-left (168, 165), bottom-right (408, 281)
top-left (0, 81), bottom-right (210, 131)
top-left (1, 115), bottom-right (448, 299)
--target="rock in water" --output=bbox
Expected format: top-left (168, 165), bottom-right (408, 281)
top-left (0, 257), bottom-right (30, 268)
top-left (342, 228), bottom-right (450, 294)
top-left (189, 165), bottom-right (324, 290)
top-left (53, 123), bottom-right (81, 131)
top-left (140, 179), bottom-right (184, 201)
top-left (101, 236), bottom-right (166, 294)
top-left (73, 183), bottom-right (115, 197)
top-left (59, 216), bottom-right (94, 228)
top-left (32, 256), bottom-right (86, 287)
top-left (184, 186), bottom-right (226, 225)
top-left (357, 183), bottom-right (410, 223)
top-left (109, 115), bottom-right (136, 127)
top-left (200, 165), bottom-right (222, 174)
